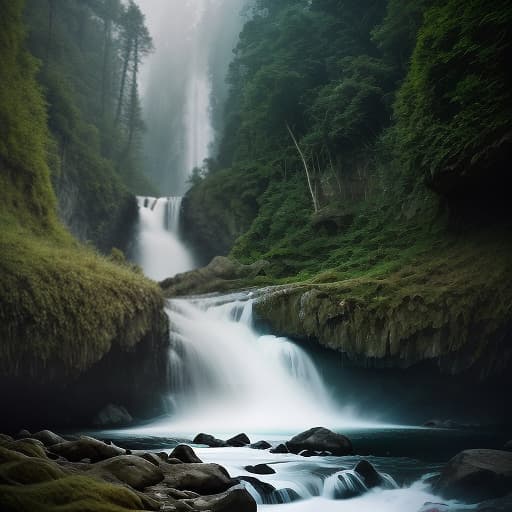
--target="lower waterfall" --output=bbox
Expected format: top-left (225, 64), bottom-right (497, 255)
top-left (142, 291), bottom-right (379, 435)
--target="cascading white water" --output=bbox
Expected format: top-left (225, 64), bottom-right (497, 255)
top-left (142, 291), bottom-right (379, 435)
top-left (133, 196), bottom-right (195, 281)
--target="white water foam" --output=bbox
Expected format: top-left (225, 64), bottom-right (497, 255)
top-left (133, 196), bottom-right (195, 281)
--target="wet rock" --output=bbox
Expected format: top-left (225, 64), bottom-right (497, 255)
top-left (184, 486), bottom-right (257, 512)
top-left (435, 449), bottom-right (512, 502)
top-left (170, 445), bottom-right (203, 464)
top-left (193, 433), bottom-right (227, 448)
top-left (159, 462), bottom-right (235, 494)
top-left (91, 455), bottom-right (164, 490)
top-left (31, 430), bottom-right (66, 447)
top-left (238, 476), bottom-right (276, 496)
top-left (140, 452), bottom-right (163, 466)
top-left (93, 404), bottom-right (133, 427)
top-left (286, 427), bottom-right (353, 456)
top-left (50, 436), bottom-right (125, 462)
top-left (270, 443), bottom-right (288, 454)
top-left (161, 256), bottom-right (269, 296)
top-left (245, 463), bottom-right (275, 475)
top-left (226, 433), bottom-right (250, 447)
top-left (249, 440), bottom-right (271, 450)
top-left (16, 430), bottom-right (31, 439)
top-left (418, 503), bottom-right (450, 512)
top-left (354, 460), bottom-right (384, 489)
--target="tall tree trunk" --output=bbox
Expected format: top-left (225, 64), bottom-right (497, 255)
top-left (45, 0), bottom-right (56, 66)
top-left (286, 123), bottom-right (319, 212)
top-left (101, 17), bottom-right (112, 120)
top-left (126, 35), bottom-right (139, 153)
top-left (115, 40), bottom-right (132, 126)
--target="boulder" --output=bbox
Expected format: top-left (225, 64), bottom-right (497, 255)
top-left (140, 452), bottom-right (164, 466)
top-left (193, 433), bottom-right (227, 448)
top-left (50, 436), bottom-right (125, 462)
top-left (160, 462), bottom-right (235, 495)
top-left (91, 455), bottom-right (164, 490)
top-left (270, 444), bottom-right (288, 454)
top-left (31, 430), bottom-right (66, 447)
top-left (170, 445), bottom-right (203, 463)
top-left (16, 430), bottom-right (31, 439)
top-left (161, 256), bottom-right (269, 296)
top-left (435, 449), bottom-right (512, 502)
top-left (245, 463), bottom-right (275, 475)
top-left (0, 438), bottom-right (47, 459)
top-left (0, 434), bottom-right (13, 442)
top-left (184, 486), bottom-right (257, 512)
top-left (354, 460), bottom-right (384, 489)
top-left (93, 404), bottom-right (133, 427)
top-left (418, 503), bottom-right (450, 512)
top-left (249, 440), bottom-right (271, 450)
top-left (286, 427), bottom-right (353, 456)
top-left (237, 476), bottom-right (276, 496)
top-left (226, 433), bottom-right (250, 447)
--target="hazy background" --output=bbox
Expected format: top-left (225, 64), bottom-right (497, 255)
top-left (137, 0), bottom-right (249, 195)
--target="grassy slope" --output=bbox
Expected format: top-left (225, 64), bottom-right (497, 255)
top-left (0, 1), bottom-right (164, 382)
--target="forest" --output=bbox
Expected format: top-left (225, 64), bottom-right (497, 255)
top-left (0, 0), bottom-right (511, 511)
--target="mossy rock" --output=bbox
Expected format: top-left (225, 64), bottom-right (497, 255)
top-left (0, 475), bottom-right (145, 512)
top-left (0, 439), bottom-right (47, 459)
top-left (0, 457), bottom-right (65, 485)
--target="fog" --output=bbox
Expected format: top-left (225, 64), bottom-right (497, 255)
top-left (137, 0), bottom-right (249, 195)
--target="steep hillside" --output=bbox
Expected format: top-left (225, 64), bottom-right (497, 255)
top-left (182, 0), bottom-right (512, 381)
top-left (0, 1), bottom-right (167, 429)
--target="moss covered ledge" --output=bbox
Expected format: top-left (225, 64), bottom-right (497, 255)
top-left (253, 232), bottom-right (512, 379)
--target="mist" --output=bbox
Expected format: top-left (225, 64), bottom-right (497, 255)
top-left (137, 0), bottom-right (249, 195)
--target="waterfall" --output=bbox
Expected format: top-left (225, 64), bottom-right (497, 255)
top-left (133, 196), bottom-right (195, 281)
top-left (141, 291), bottom-right (372, 434)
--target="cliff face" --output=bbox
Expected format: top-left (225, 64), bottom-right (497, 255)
top-left (53, 153), bottom-right (139, 253)
top-left (253, 235), bottom-right (512, 380)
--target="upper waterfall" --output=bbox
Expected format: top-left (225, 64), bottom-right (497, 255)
top-left (133, 196), bottom-right (195, 281)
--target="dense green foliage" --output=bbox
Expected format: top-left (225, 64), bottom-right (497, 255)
top-left (187, 0), bottom-right (512, 283)
top-left (393, 0), bottom-right (512, 193)
top-left (0, 0), bottom-right (164, 382)
top-left (23, 0), bottom-right (154, 250)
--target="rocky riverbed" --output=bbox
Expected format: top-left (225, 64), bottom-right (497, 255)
top-left (1, 427), bottom-right (511, 511)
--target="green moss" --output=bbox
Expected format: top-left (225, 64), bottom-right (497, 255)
top-left (0, 227), bottom-right (164, 379)
top-left (0, 475), bottom-right (145, 512)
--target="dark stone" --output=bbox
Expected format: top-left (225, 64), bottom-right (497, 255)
top-left (16, 430), bottom-right (31, 439)
top-left (161, 256), bottom-right (269, 297)
top-left (237, 476), bottom-right (276, 496)
top-left (158, 462), bottom-right (236, 495)
top-left (31, 430), bottom-right (66, 447)
top-left (435, 449), bottom-right (512, 503)
top-left (245, 463), bottom-right (275, 475)
top-left (170, 444), bottom-right (203, 463)
top-left (139, 452), bottom-right (163, 466)
top-left (50, 436), bottom-right (125, 463)
top-left (418, 503), bottom-right (450, 512)
top-left (91, 455), bottom-right (164, 490)
top-left (185, 487), bottom-right (257, 512)
top-left (93, 404), bottom-right (133, 427)
top-left (249, 440), bottom-right (271, 450)
top-left (193, 433), bottom-right (227, 448)
top-left (226, 433), bottom-right (250, 447)
top-left (354, 460), bottom-right (384, 489)
top-left (503, 441), bottom-right (512, 451)
top-left (270, 443), bottom-right (289, 454)
top-left (286, 427), bottom-right (353, 456)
